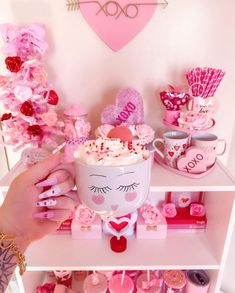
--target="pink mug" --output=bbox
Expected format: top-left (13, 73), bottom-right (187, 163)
top-left (153, 131), bottom-right (190, 169)
top-left (191, 133), bottom-right (226, 167)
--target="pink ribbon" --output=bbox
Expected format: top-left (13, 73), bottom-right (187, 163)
top-left (142, 278), bottom-right (163, 290)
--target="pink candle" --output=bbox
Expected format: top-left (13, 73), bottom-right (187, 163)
top-left (108, 273), bottom-right (134, 293)
top-left (83, 272), bottom-right (108, 293)
top-left (136, 272), bottom-right (162, 293)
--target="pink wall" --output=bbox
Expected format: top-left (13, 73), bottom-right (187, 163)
top-left (1, 0), bottom-right (235, 167)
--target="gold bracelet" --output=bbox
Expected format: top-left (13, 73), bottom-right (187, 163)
top-left (0, 232), bottom-right (26, 275)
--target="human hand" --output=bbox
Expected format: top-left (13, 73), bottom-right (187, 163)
top-left (0, 153), bottom-right (77, 251)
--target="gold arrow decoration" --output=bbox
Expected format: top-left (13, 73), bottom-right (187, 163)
top-left (66, 0), bottom-right (168, 18)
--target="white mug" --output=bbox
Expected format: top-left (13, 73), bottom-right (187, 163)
top-left (191, 133), bottom-right (226, 167)
top-left (153, 131), bottom-right (190, 168)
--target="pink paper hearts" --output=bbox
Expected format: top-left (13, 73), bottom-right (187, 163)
top-left (80, 1), bottom-right (158, 51)
top-left (101, 88), bottom-right (144, 125)
top-left (177, 147), bottom-right (207, 174)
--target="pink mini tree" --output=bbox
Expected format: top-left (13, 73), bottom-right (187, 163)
top-left (0, 24), bottom-right (64, 150)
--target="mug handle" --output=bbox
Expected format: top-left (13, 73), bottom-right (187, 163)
top-left (152, 138), bottom-right (164, 159)
top-left (216, 139), bottom-right (227, 156)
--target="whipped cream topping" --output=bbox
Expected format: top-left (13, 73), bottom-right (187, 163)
top-left (74, 138), bottom-right (150, 166)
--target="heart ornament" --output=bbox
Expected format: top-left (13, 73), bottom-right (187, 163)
top-left (177, 147), bottom-right (207, 174)
top-left (178, 194), bottom-right (191, 208)
top-left (105, 216), bottom-right (131, 238)
top-left (101, 88), bottom-right (144, 125)
top-left (80, 1), bottom-right (158, 51)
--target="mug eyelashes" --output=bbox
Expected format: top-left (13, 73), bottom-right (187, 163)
top-left (89, 185), bottom-right (111, 194)
top-left (117, 182), bottom-right (140, 192)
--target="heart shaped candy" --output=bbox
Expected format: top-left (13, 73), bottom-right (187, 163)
top-left (177, 147), bottom-right (207, 174)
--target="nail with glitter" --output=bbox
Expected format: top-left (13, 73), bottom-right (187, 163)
top-left (33, 211), bottom-right (54, 219)
top-left (35, 177), bottom-right (58, 188)
top-left (38, 186), bottom-right (61, 199)
top-left (36, 198), bottom-right (57, 207)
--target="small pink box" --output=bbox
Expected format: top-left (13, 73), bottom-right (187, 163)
top-left (136, 214), bottom-right (167, 239)
top-left (71, 215), bottom-right (102, 239)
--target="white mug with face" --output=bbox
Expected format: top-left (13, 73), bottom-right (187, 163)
top-left (153, 131), bottom-right (190, 169)
top-left (74, 157), bottom-right (152, 217)
top-left (191, 133), bottom-right (226, 167)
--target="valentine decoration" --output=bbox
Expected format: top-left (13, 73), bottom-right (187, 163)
top-left (136, 271), bottom-right (163, 293)
top-left (186, 67), bottom-right (225, 99)
top-left (83, 272), bottom-right (108, 293)
top-left (0, 24), bottom-right (64, 150)
top-left (162, 270), bottom-right (186, 293)
top-left (160, 68), bottom-right (225, 132)
top-left (162, 192), bottom-right (207, 230)
top-left (66, 0), bottom-right (168, 51)
top-left (74, 138), bottom-right (151, 251)
top-left (53, 270), bottom-right (73, 287)
top-left (136, 205), bottom-right (167, 239)
top-left (63, 104), bottom-right (91, 162)
top-left (101, 88), bottom-right (144, 125)
top-left (97, 88), bottom-right (155, 146)
top-left (71, 204), bottom-right (102, 239)
top-left (176, 147), bottom-right (207, 174)
top-left (186, 270), bottom-right (210, 292)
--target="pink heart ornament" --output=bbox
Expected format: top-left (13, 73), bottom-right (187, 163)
top-left (177, 147), bottom-right (207, 174)
top-left (105, 216), bottom-right (131, 238)
top-left (80, 0), bottom-right (157, 51)
top-left (101, 88), bottom-right (144, 125)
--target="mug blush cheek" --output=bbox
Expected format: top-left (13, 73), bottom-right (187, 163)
top-left (92, 194), bottom-right (105, 205)
top-left (125, 192), bottom-right (137, 202)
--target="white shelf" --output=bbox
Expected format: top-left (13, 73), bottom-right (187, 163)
top-left (150, 160), bottom-right (235, 192)
top-left (24, 232), bottom-right (220, 271)
top-left (1, 160), bottom-right (235, 193)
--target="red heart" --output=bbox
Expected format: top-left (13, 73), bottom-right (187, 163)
top-left (109, 220), bottom-right (129, 232)
top-left (168, 151), bottom-right (174, 157)
top-left (183, 144), bottom-right (187, 149)
top-left (44, 90), bottom-right (59, 105)
top-left (174, 146), bottom-right (180, 151)
top-left (181, 197), bottom-right (189, 203)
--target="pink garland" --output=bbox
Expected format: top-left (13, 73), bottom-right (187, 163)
top-left (0, 24), bottom-right (64, 150)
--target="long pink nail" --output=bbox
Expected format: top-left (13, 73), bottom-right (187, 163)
top-left (35, 177), bottom-right (58, 188)
top-left (38, 186), bottom-right (61, 199)
top-left (36, 198), bottom-right (57, 207)
top-left (33, 211), bottom-right (54, 219)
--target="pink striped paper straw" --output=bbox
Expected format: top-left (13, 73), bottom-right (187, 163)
top-left (202, 68), bottom-right (214, 98)
top-left (208, 70), bottom-right (225, 97)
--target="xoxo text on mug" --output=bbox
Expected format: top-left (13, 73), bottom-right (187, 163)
top-left (191, 133), bottom-right (226, 167)
top-left (153, 131), bottom-right (189, 169)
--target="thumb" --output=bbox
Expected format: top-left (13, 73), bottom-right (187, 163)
top-left (20, 153), bottom-right (63, 185)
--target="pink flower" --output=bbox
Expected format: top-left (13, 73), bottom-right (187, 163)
top-left (0, 75), bottom-right (10, 87)
top-left (162, 203), bottom-right (177, 218)
top-left (0, 24), bottom-right (48, 60)
top-left (41, 112), bottom-right (58, 126)
top-left (140, 205), bottom-right (159, 225)
top-left (190, 204), bottom-right (206, 217)
top-left (136, 124), bottom-right (155, 139)
top-left (75, 204), bottom-right (96, 225)
top-left (30, 66), bottom-right (47, 84)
